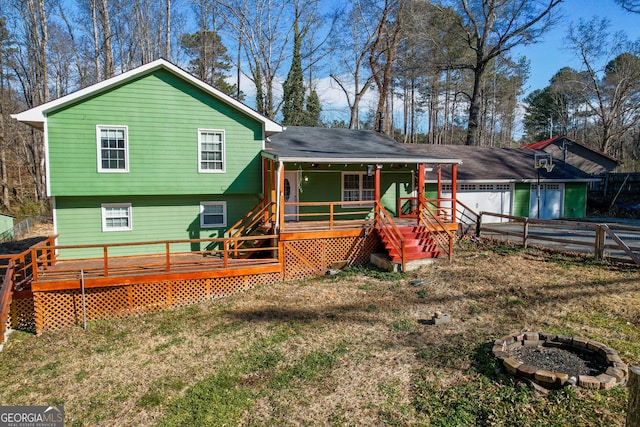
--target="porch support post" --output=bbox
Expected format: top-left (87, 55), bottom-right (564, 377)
top-left (374, 164), bottom-right (381, 203)
top-left (262, 157), bottom-right (268, 201)
top-left (374, 164), bottom-right (382, 224)
top-left (451, 163), bottom-right (458, 222)
top-left (277, 161), bottom-right (285, 231)
top-left (437, 164), bottom-right (442, 213)
top-left (270, 160), bottom-right (277, 224)
top-left (262, 158), bottom-right (269, 224)
top-left (417, 163), bottom-right (425, 205)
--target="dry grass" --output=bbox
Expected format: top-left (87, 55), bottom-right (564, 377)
top-left (0, 240), bottom-right (639, 426)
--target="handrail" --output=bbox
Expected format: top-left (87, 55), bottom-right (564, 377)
top-left (282, 200), bottom-right (374, 231)
top-left (29, 234), bottom-right (280, 282)
top-left (417, 201), bottom-right (454, 261)
top-left (0, 260), bottom-right (15, 345)
top-left (374, 201), bottom-right (406, 271)
top-left (227, 200), bottom-right (273, 238)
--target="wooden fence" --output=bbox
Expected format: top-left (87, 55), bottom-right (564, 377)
top-left (477, 213), bottom-right (640, 265)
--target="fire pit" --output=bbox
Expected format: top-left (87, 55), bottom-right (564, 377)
top-left (493, 332), bottom-right (628, 390)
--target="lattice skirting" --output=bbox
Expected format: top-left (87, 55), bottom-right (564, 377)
top-left (9, 294), bottom-right (36, 333)
top-left (283, 231), bottom-right (382, 281)
top-left (32, 272), bottom-right (281, 333)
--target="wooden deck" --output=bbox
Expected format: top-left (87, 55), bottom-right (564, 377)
top-left (33, 252), bottom-right (281, 291)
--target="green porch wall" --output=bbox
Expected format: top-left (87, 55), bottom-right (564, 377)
top-left (563, 183), bottom-right (587, 218)
top-left (46, 69), bottom-right (264, 197)
top-left (513, 183), bottom-right (530, 217)
top-left (54, 194), bottom-right (260, 259)
top-left (293, 167), bottom-right (414, 218)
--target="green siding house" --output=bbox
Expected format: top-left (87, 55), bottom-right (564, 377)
top-left (13, 59), bottom-right (282, 258)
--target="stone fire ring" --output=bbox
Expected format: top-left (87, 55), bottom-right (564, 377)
top-left (493, 332), bottom-right (628, 390)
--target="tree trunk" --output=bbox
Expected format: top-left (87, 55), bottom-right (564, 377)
top-left (100, 0), bottom-right (114, 77)
top-left (465, 63), bottom-right (485, 146)
top-left (165, 0), bottom-right (171, 60)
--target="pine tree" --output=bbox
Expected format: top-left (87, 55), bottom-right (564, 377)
top-left (282, 15), bottom-right (306, 126)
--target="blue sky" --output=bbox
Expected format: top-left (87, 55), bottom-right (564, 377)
top-left (515, 0), bottom-right (640, 95)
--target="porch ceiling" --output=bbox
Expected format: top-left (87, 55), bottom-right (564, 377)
top-left (263, 126), bottom-right (461, 165)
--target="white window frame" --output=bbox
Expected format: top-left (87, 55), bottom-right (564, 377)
top-left (200, 201), bottom-right (227, 228)
top-left (97, 125), bottom-right (129, 173)
top-left (341, 172), bottom-right (375, 207)
top-left (198, 129), bottom-right (226, 173)
top-left (101, 203), bottom-right (132, 232)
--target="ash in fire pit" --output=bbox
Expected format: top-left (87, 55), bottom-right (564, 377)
top-left (493, 332), bottom-right (628, 390)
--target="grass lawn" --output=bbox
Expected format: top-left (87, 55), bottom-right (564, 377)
top-left (0, 240), bottom-right (639, 426)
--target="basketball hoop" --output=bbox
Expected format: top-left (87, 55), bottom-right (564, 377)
top-left (534, 153), bottom-right (555, 172)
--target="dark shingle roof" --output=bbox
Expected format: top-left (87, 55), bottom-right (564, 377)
top-left (264, 127), bottom-right (460, 164)
top-left (404, 144), bottom-right (596, 182)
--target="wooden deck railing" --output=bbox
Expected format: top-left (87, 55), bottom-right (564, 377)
top-left (0, 260), bottom-right (14, 344)
top-left (226, 200), bottom-right (276, 254)
top-left (33, 234), bottom-right (280, 282)
top-left (374, 201), bottom-right (406, 271)
top-left (398, 197), bottom-right (457, 223)
top-left (282, 201), bottom-right (373, 231)
top-left (417, 201), bottom-right (454, 261)
top-left (478, 212), bottom-right (640, 265)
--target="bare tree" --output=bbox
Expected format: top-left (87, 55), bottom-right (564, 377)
top-left (567, 17), bottom-right (640, 155)
top-left (368, 0), bottom-right (404, 133)
top-left (615, 0), bottom-right (640, 13)
top-left (329, 0), bottom-right (380, 129)
top-left (214, 0), bottom-right (295, 119)
top-left (443, 0), bottom-right (563, 145)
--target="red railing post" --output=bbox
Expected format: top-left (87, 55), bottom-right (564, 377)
top-left (330, 203), bottom-right (334, 230)
top-left (30, 248), bottom-right (38, 282)
top-left (223, 239), bottom-right (229, 268)
top-left (165, 242), bottom-right (171, 272)
top-left (103, 246), bottom-right (109, 277)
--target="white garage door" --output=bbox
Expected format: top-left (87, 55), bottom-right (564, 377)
top-left (529, 183), bottom-right (563, 219)
top-left (442, 183), bottom-right (512, 224)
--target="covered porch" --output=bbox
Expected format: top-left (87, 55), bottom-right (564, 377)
top-left (230, 127), bottom-right (462, 270)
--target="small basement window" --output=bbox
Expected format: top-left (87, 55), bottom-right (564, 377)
top-left (102, 203), bottom-right (132, 232)
top-left (200, 201), bottom-right (227, 228)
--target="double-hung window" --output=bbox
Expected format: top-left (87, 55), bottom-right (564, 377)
top-left (198, 129), bottom-right (225, 172)
top-left (97, 126), bottom-right (128, 172)
top-left (101, 203), bottom-right (132, 232)
top-left (200, 201), bottom-right (227, 228)
top-left (342, 172), bottom-right (375, 206)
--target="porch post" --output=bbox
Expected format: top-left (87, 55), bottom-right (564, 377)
top-left (418, 163), bottom-right (425, 205)
top-left (437, 164), bottom-right (442, 213)
top-left (374, 164), bottom-right (381, 223)
top-left (278, 161), bottom-right (285, 231)
top-left (374, 164), bottom-right (381, 203)
top-left (451, 163), bottom-right (458, 222)
top-left (262, 158), bottom-right (269, 223)
top-left (262, 157), bottom-right (268, 201)
top-left (270, 160), bottom-right (277, 224)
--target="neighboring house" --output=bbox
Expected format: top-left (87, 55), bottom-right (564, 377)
top-left (522, 136), bottom-right (621, 175)
top-left (405, 144), bottom-right (597, 221)
top-left (12, 59), bottom-right (282, 259)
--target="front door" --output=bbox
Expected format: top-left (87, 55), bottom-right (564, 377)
top-left (284, 171), bottom-right (299, 221)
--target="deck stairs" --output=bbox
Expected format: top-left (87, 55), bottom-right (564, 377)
top-left (226, 200), bottom-right (276, 259)
top-left (378, 224), bottom-right (441, 262)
